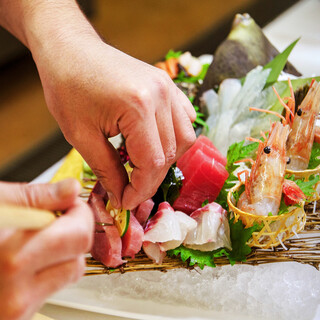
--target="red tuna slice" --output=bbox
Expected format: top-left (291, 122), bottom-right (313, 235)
top-left (173, 152), bottom-right (229, 214)
top-left (122, 213), bottom-right (144, 259)
top-left (88, 192), bottom-right (125, 268)
top-left (132, 199), bottom-right (154, 228)
top-left (177, 135), bottom-right (227, 171)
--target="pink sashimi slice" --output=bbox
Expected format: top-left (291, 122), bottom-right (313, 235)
top-left (88, 192), bottom-right (125, 268)
top-left (132, 198), bottom-right (154, 228)
top-left (121, 213), bottom-right (144, 259)
top-left (184, 202), bottom-right (232, 251)
top-left (88, 181), bottom-right (126, 267)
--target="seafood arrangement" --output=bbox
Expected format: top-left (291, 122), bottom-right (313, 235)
top-left (52, 13), bottom-right (320, 272)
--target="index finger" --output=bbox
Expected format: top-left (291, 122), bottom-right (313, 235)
top-left (121, 114), bottom-right (168, 209)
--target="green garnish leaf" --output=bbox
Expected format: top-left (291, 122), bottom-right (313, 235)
top-left (263, 38), bottom-right (299, 88)
top-left (228, 217), bottom-right (258, 265)
top-left (308, 142), bottom-right (320, 169)
top-left (83, 160), bottom-right (97, 179)
top-left (168, 246), bottom-right (218, 269)
top-left (193, 106), bottom-right (209, 130)
top-left (286, 174), bottom-right (320, 197)
top-left (165, 49), bottom-right (182, 60)
top-left (201, 199), bottom-right (209, 207)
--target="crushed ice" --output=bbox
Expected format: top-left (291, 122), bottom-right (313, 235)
top-left (75, 262), bottom-right (320, 320)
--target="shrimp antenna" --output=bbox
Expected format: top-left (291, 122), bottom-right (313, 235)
top-left (249, 107), bottom-right (287, 124)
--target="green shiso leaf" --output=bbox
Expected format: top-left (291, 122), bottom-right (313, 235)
top-left (83, 160), bottom-right (96, 179)
top-left (228, 217), bottom-right (258, 265)
top-left (165, 49), bottom-right (182, 60)
top-left (308, 142), bottom-right (320, 169)
top-left (168, 246), bottom-right (218, 269)
top-left (263, 38), bottom-right (299, 88)
top-left (286, 174), bottom-right (320, 197)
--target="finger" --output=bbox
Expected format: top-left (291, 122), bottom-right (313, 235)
top-left (0, 179), bottom-right (81, 211)
top-left (171, 102), bottom-right (196, 161)
top-left (32, 256), bottom-right (85, 307)
top-left (155, 91), bottom-right (177, 164)
top-left (74, 132), bottom-right (128, 209)
top-left (17, 199), bottom-right (93, 273)
top-left (175, 86), bottom-right (197, 123)
top-left (120, 112), bottom-right (166, 209)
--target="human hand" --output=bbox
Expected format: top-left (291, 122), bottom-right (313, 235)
top-left (8, 1), bottom-right (196, 210)
top-left (0, 179), bottom-right (93, 320)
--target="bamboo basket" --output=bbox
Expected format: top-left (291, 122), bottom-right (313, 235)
top-left (285, 165), bottom-right (320, 202)
top-left (227, 183), bottom-right (306, 249)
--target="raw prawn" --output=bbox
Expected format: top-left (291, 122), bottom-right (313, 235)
top-left (285, 81), bottom-right (320, 170)
top-left (237, 122), bottom-right (304, 216)
top-left (250, 80), bottom-right (320, 170)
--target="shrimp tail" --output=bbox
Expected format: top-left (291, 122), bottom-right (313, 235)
top-left (282, 179), bottom-right (305, 206)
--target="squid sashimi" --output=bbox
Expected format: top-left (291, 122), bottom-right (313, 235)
top-left (133, 198), bottom-right (154, 228)
top-left (143, 202), bottom-right (197, 263)
top-left (121, 213), bottom-right (144, 259)
top-left (184, 202), bottom-right (232, 251)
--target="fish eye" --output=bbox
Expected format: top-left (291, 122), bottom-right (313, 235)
top-left (287, 157), bottom-right (291, 164)
top-left (264, 146), bottom-right (271, 154)
top-left (297, 108), bottom-right (302, 116)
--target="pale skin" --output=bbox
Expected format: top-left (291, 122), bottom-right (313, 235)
top-left (0, 179), bottom-right (94, 320)
top-left (0, 0), bottom-right (196, 210)
top-left (0, 0), bottom-right (196, 318)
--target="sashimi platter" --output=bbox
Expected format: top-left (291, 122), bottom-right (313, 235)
top-left (50, 14), bottom-right (320, 320)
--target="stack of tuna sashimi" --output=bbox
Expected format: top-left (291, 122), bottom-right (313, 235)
top-left (88, 135), bottom-right (231, 268)
top-left (173, 135), bottom-right (229, 214)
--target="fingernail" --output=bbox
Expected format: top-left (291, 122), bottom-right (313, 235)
top-left (107, 192), bottom-right (119, 208)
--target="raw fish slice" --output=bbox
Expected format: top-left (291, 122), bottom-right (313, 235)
top-left (177, 135), bottom-right (227, 170)
top-left (143, 202), bottom-right (197, 259)
top-left (121, 213), bottom-right (144, 259)
top-left (142, 241), bottom-right (166, 264)
top-left (88, 192), bottom-right (125, 267)
top-left (173, 153), bottom-right (229, 214)
top-left (133, 198), bottom-right (154, 228)
top-left (184, 202), bottom-right (232, 251)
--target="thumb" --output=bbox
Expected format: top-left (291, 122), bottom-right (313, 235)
top-left (74, 135), bottom-right (128, 209)
top-left (0, 178), bottom-right (81, 211)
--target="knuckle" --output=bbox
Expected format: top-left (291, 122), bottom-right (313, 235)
top-left (4, 290), bottom-right (28, 320)
top-left (165, 147), bottom-right (177, 164)
top-left (150, 154), bottom-right (166, 170)
top-left (1, 254), bottom-right (21, 277)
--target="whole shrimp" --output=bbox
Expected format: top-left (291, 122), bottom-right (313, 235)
top-left (237, 121), bottom-right (304, 216)
top-left (250, 80), bottom-right (320, 170)
top-left (285, 80), bottom-right (320, 170)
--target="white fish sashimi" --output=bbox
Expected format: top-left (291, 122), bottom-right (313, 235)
top-left (184, 202), bottom-right (232, 251)
top-left (143, 202), bottom-right (197, 262)
top-left (142, 241), bottom-right (166, 264)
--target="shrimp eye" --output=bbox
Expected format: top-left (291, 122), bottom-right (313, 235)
top-left (297, 108), bottom-right (302, 116)
top-left (287, 157), bottom-right (291, 164)
top-left (264, 146), bottom-right (271, 154)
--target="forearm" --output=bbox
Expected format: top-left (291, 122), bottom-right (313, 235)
top-left (0, 0), bottom-right (101, 62)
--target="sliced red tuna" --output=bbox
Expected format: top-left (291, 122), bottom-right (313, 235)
top-left (173, 150), bottom-right (229, 214)
top-left (177, 135), bottom-right (227, 170)
top-left (132, 198), bottom-right (154, 228)
top-left (121, 213), bottom-right (144, 259)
